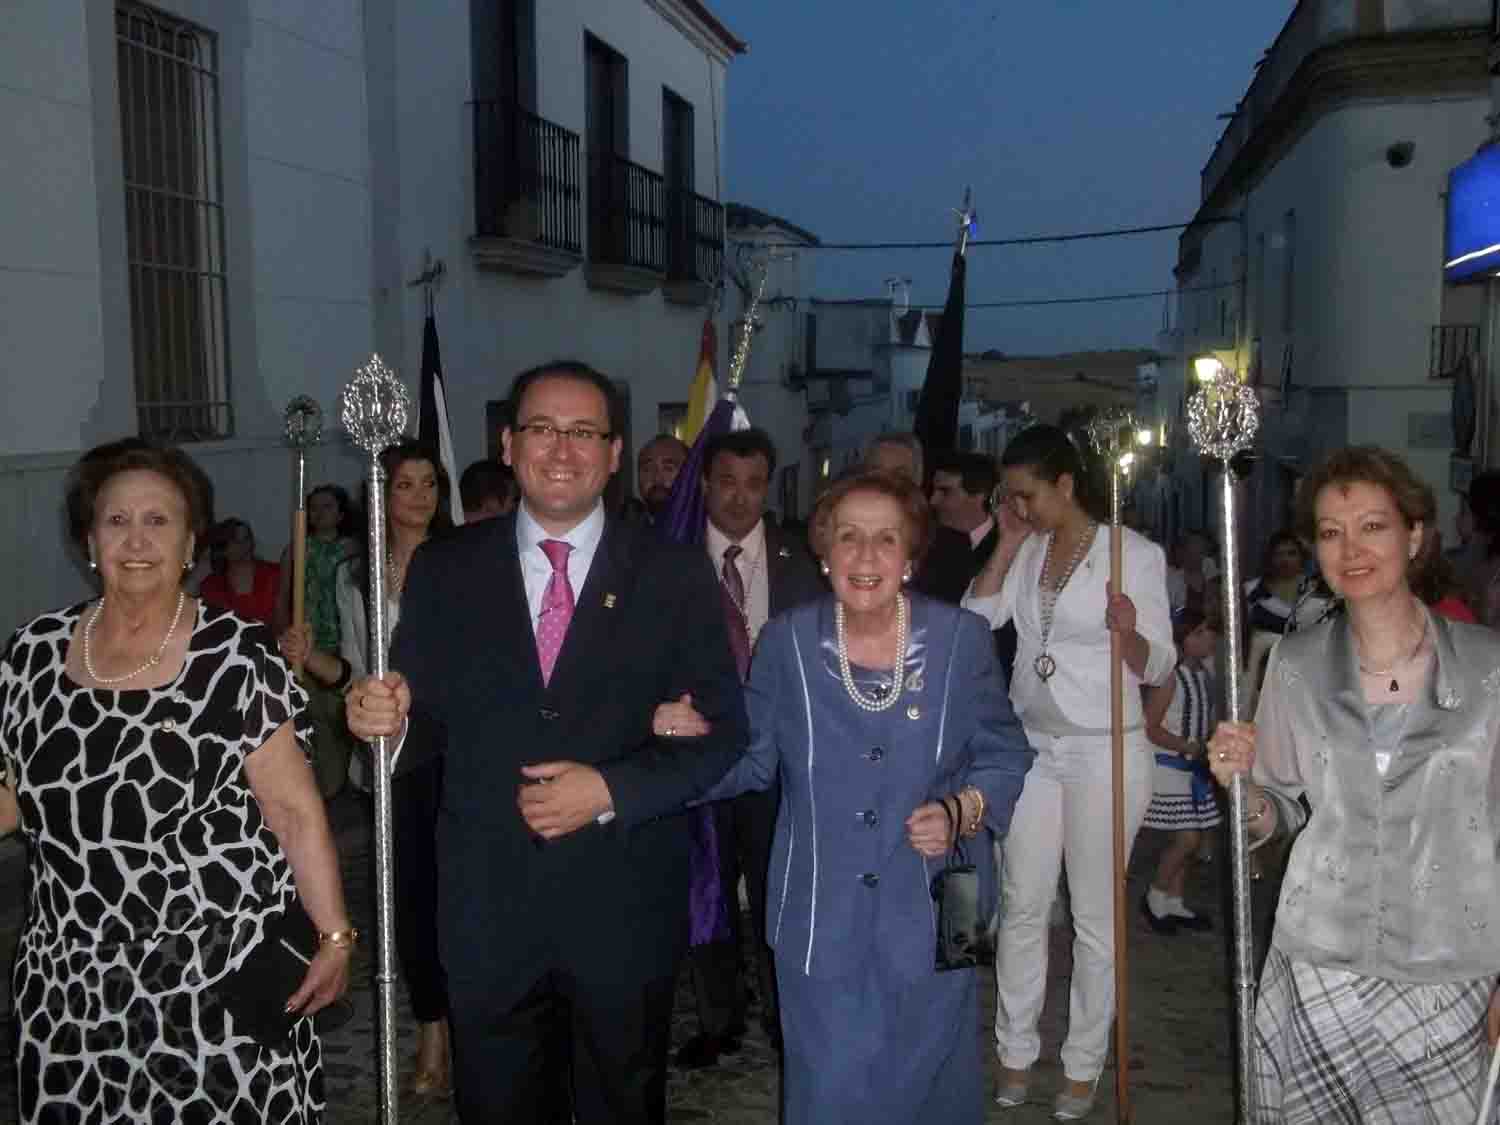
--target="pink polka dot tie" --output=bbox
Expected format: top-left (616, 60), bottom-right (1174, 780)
top-left (536, 539), bottom-right (575, 686)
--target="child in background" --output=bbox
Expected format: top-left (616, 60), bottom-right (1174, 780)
top-left (1140, 608), bottom-right (1221, 934)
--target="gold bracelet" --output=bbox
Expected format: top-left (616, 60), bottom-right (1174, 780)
top-left (318, 927), bottom-right (360, 950)
top-left (959, 785), bottom-right (985, 837)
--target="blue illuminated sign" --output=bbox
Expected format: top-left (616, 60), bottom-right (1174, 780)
top-left (1446, 144), bottom-right (1500, 282)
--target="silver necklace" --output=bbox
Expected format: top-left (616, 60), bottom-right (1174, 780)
top-left (1034, 523), bottom-right (1097, 681)
top-left (82, 591), bottom-right (187, 686)
top-left (836, 595), bottom-right (908, 712)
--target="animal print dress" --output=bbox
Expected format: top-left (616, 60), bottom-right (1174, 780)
top-left (0, 602), bottom-right (324, 1124)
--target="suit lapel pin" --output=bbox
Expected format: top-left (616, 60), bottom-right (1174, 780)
top-left (603, 593), bottom-right (617, 609)
top-left (1437, 689), bottom-right (1461, 711)
top-left (905, 672), bottom-right (924, 693)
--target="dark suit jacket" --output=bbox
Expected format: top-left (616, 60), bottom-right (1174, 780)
top-left (764, 523), bottom-right (826, 619)
top-left (391, 512), bottom-right (748, 1006)
top-left (913, 525), bottom-right (978, 604)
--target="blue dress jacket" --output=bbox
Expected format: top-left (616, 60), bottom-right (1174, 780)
top-left (703, 594), bottom-right (1036, 981)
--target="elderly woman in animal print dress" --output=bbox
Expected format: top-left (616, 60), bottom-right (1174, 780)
top-left (0, 439), bottom-right (352, 1124)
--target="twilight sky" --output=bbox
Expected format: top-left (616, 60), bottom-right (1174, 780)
top-left (721, 1), bottom-right (1296, 356)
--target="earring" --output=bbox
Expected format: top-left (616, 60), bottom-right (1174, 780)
top-left (88, 558), bottom-right (97, 572)
top-left (902, 567), bottom-right (912, 584)
top-left (820, 561), bottom-right (830, 576)
top-left (183, 558), bottom-right (193, 573)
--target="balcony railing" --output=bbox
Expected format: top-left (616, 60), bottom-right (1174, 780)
top-left (665, 186), bottom-right (724, 285)
top-left (589, 153), bottom-right (665, 273)
top-left (472, 100), bottom-right (582, 256)
top-left (1431, 322), bottom-right (1481, 378)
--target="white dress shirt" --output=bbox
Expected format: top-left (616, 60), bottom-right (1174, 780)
top-left (963, 525), bottom-right (1176, 734)
top-left (705, 517), bottom-right (769, 645)
top-left (388, 501), bottom-right (609, 805)
top-left (516, 499), bottom-right (607, 634)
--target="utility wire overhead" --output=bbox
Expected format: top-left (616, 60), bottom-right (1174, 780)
top-left (766, 216), bottom-right (1238, 252)
top-left (811, 277), bottom-right (1240, 311)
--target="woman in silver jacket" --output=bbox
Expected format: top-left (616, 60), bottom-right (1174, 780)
top-left (1210, 445), bottom-right (1500, 1123)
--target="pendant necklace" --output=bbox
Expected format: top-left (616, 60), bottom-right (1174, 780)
top-left (1356, 611), bottom-right (1427, 694)
top-left (1034, 523), bottom-right (1097, 681)
top-left (836, 595), bottom-right (908, 712)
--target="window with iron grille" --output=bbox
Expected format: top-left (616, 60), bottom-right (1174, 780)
top-left (116, 2), bottom-right (231, 441)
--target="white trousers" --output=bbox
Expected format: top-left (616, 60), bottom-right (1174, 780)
top-left (994, 728), bottom-right (1154, 1082)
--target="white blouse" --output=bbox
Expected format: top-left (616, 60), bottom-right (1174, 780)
top-left (963, 525), bottom-right (1176, 734)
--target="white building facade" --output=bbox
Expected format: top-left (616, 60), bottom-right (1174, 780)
top-left (1157, 0), bottom-right (1492, 560)
top-left (0, 0), bottom-right (741, 639)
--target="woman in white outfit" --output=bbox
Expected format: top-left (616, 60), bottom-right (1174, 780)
top-left (962, 425), bottom-right (1175, 1119)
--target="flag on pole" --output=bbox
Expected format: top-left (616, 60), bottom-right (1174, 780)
top-left (912, 246), bottom-right (967, 461)
top-left (681, 320), bottom-right (719, 446)
top-left (659, 380), bottom-right (748, 946)
top-left (418, 309), bottom-right (465, 526)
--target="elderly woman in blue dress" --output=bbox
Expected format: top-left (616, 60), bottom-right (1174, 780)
top-left (1209, 446), bottom-right (1500, 1123)
top-left (655, 468), bottom-right (1034, 1123)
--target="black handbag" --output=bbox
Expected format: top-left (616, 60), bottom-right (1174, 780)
top-left (930, 805), bottom-right (994, 972)
top-left (210, 900), bottom-right (319, 1045)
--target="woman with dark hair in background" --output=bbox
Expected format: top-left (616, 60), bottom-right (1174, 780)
top-left (964, 424), bottom-right (1175, 1119)
top-left (281, 441), bottom-right (454, 1097)
top-left (2, 440), bottom-right (350, 1123)
top-left (276, 484), bottom-right (363, 797)
top-left (201, 516), bottom-right (282, 625)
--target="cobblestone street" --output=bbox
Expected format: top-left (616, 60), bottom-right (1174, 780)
top-left (1, 796), bottom-right (1269, 1123)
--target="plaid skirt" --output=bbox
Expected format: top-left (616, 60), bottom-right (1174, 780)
top-left (1254, 946), bottom-right (1498, 1124)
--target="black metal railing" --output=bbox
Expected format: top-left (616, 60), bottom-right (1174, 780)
top-left (1430, 322), bottom-right (1481, 378)
top-left (472, 100), bottom-right (582, 255)
top-left (588, 153), bottom-right (665, 272)
top-left (665, 186), bottom-right (723, 285)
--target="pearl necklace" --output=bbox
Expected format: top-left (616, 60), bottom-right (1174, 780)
top-left (82, 591), bottom-right (187, 686)
top-left (836, 594), bottom-right (908, 712)
top-left (1034, 522), bottom-right (1097, 681)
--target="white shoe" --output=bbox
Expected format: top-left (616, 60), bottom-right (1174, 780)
top-left (1052, 1076), bottom-right (1099, 1120)
top-left (994, 1067), bottom-right (1030, 1108)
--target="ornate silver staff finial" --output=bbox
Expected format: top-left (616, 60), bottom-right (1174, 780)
top-left (1086, 408), bottom-right (1153, 486)
top-left (728, 254), bottom-right (782, 393)
top-left (341, 354), bottom-right (410, 454)
top-left (283, 395), bottom-right (324, 448)
top-left (1186, 355), bottom-right (1262, 1125)
top-left (1187, 360), bottom-right (1260, 462)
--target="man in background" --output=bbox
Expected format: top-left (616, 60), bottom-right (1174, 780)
top-left (635, 434), bottom-right (689, 524)
top-left (459, 459), bottom-right (518, 522)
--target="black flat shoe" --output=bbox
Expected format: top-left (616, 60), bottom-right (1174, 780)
top-left (1173, 912), bottom-right (1214, 933)
top-left (1139, 895), bottom-right (1178, 935)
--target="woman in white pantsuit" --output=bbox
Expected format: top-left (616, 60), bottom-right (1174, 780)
top-left (963, 424), bottom-right (1175, 1120)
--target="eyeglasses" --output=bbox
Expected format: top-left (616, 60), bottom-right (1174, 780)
top-left (515, 422), bottom-right (614, 444)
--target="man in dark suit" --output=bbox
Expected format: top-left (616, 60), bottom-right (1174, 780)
top-left (347, 361), bottom-right (747, 1123)
top-left (864, 434), bottom-right (977, 605)
top-left (931, 449), bottom-right (1016, 680)
top-left (676, 427), bottom-right (824, 1069)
